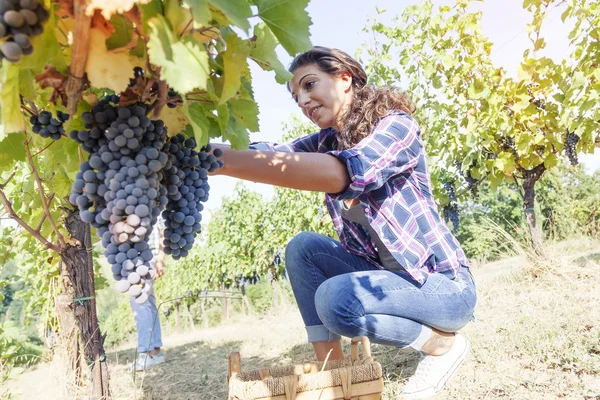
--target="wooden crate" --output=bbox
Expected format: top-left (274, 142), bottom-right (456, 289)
top-left (228, 336), bottom-right (384, 400)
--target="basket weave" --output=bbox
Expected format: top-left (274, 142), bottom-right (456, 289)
top-left (228, 337), bottom-right (384, 400)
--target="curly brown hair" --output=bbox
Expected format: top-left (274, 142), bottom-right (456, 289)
top-left (288, 47), bottom-right (416, 150)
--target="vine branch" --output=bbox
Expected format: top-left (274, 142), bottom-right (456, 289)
top-left (65, 0), bottom-right (92, 116)
top-left (25, 139), bottom-right (67, 249)
top-left (0, 188), bottom-right (60, 253)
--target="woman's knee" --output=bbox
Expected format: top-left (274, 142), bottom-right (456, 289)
top-left (315, 277), bottom-right (363, 334)
top-left (285, 232), bottom-right (324, 271)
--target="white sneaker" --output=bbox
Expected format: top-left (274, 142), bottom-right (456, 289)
top-left (401, 334), bottom-right (470, 399)
top-left (131, 352), bottom-right (165, 372)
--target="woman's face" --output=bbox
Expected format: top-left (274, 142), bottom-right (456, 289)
top-left (289, 64), bottom-right (353, 130)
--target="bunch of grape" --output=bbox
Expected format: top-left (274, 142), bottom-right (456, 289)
top-left (68, 96), bottom-right (223, 302)
top-left (69, 97), bottom-right (170, 303)
top-left (0, 0), bottom-right (49, 63)
top-left (564, 131), bottom-right (580, 166)
top-left (29, 110), bottom-right (69, 140)
top-left (442, 181), bottom-right (459, 231)
top-left (160, 135), bottom-right (222, 259)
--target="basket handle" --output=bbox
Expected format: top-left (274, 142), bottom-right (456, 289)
top-left (350, 336), bottom-right (372, 364)
top-left (228, 351), bottom-right (241, 382)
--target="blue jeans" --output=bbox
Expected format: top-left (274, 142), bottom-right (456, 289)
top-left (285, 232), bottom-right (476, 348)
top-left (130, 280), bottom-right (163, 353)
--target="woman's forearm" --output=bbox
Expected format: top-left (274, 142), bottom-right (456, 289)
top-left (211, 145), bottom-right (351, 194)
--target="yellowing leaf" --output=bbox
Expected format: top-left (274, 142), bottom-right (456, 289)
top-left (86, 29), bottom-right (137, 93)
top-left (221, 34), bottom-right (251, 104)
top-left (86, 0), bottom-right (152, 20)
top-left (0, 61), bottom-right (25, 138)
top-left (160, 106), bottom-right (190, 135)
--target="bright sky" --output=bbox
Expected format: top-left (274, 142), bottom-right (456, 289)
top-left (204, 0), bottom-right (600, 218)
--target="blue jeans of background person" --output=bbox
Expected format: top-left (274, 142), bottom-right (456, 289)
top-left (285, 232), bottom-right (476, 347)
top-left (130, 279), bottom-right (163, 353)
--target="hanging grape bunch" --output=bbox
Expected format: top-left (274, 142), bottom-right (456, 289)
top-left (67, 95), bottom-right (223, 303)
top-left (564, 131), bottom-right (580, 166)
top-left (442, 181), bottom-right (460, 231)
top-left (29, 110), bottom-right (69, 140)
top-left (0, 0), bottom-right (49, 63)
top-left (161, 135), bottom-right (223, 260)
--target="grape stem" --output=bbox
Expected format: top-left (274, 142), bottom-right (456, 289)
top-left (32, 140), bottom-right (56, 158)
top-left (25, 138), bottom-right (67, 249)
top-left (0, 172), bottom-right (61, 253)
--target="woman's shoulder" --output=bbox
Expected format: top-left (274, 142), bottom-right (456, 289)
top-left (373, 110), bottom-right (419, 135)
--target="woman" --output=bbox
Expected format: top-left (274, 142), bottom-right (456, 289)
top-left (211, 47), bottom-right (476, 399)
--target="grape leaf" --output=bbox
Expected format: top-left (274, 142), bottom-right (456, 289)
top-left (0, 62), bottom-right (25, 138)
top-left (250, 23), bottom-right (292, 84)
top-left (0, 133), bottom-right (25, 170)
top-left (207, 0), bottom-right (251, 31)
top-left (184, 0), bottom-right (211, 28)
top-left (86, 0), bottom-right (152, 20)
top-left (183, 101), bottom-right (211, 146)
top-left (86, 29), bottom-right (137, 93)
top-left (106, 15), bottom-right (134, 50)
top-left (165, 0), bottom-right (191, 36)
top-left (229, 98), bottom-right (259, 132)
top-left (147, 16), bottom-right (210, 94)
top-left (161, 106), bottom-right (190, 135)
top-left (220, 34), bottom-right (251, 104)
top-left (20, 11), bottom-right (68, 73)
top-left (224, 104), bottom-right (250, 150)
top-left (18, 69), bottom-right (36, 102)
top-left (255, 0), bottom-right (312, 56)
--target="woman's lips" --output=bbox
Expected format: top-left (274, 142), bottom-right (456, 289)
top-left (309, 106), bottom-right (321, 121)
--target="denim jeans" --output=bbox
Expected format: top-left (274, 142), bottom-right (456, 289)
top-left (130, 279), bottom-right (163, 353)
top-left (285, 232), bottom-right (476, 348)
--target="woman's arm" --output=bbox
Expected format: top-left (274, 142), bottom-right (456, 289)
top-left (211, 144), bottom-right (351, 194)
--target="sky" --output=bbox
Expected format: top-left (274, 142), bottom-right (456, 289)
top-left (204, 0), bottom-right (600, 218)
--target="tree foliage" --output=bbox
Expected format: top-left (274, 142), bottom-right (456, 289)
top-left (361, 0), bottom-right (600, 247)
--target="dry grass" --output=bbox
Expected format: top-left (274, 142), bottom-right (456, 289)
top-left (5, 239), bottom-right (600, 399)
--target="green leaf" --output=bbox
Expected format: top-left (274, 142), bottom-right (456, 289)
top-left (250, 23), bottom-right (293, 84)
top-left (18, 69), bottom-right (36, 101)
top-left (147, 16), bottom-right (210, 94)
top-left (208, 0), bottom-right (251, 31)
top-left (224, 105), bottom-right (250, 150)
top-left (0, 61), bottom-right (24, 138)
top-left (183, 101), bottom-right (211, 146)
top-left (255, 0), bottom-right (312, 55)
top-left (106, 15), bottom-right (134, 50)
top-left (220, 34), bottom-right (251, 104)
top-left (184, 0), bottom-right (211, 27)
top-left (0, 133), bottom-right (25, 169)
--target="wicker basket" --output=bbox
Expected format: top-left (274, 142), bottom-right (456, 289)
top-left (227, 336), bottom-right (384, 400)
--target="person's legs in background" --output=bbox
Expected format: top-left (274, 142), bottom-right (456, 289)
top-left (130, 280), bottom-right (164, 371)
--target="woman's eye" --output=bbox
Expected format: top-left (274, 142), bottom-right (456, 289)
top-left (305, 81), bottom-right (314, 90)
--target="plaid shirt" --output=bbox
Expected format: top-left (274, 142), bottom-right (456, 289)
top-left (249, 111), bottom-right (469, 285)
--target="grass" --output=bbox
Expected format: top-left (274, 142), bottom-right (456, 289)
top-left (4, 238), bottom-right (600, 399)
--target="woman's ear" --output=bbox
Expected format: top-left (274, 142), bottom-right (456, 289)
top-left (340, 72), bottom-right (353, 93)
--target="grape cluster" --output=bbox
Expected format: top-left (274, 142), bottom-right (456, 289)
top-left (442, 181), bottom-right (459, 231)
top-left (0, 0), bottom-right (49, 63)
top-left (160, 136), bottom-right (223, 259)
top-left (29, 110), bottom-right (69, 140)
top-left (69, 97), bottom-right (169, 303)
top-left (564, 131), bottom-right (580, 166)
top-left (68, 97), bottom-right (223, 302)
